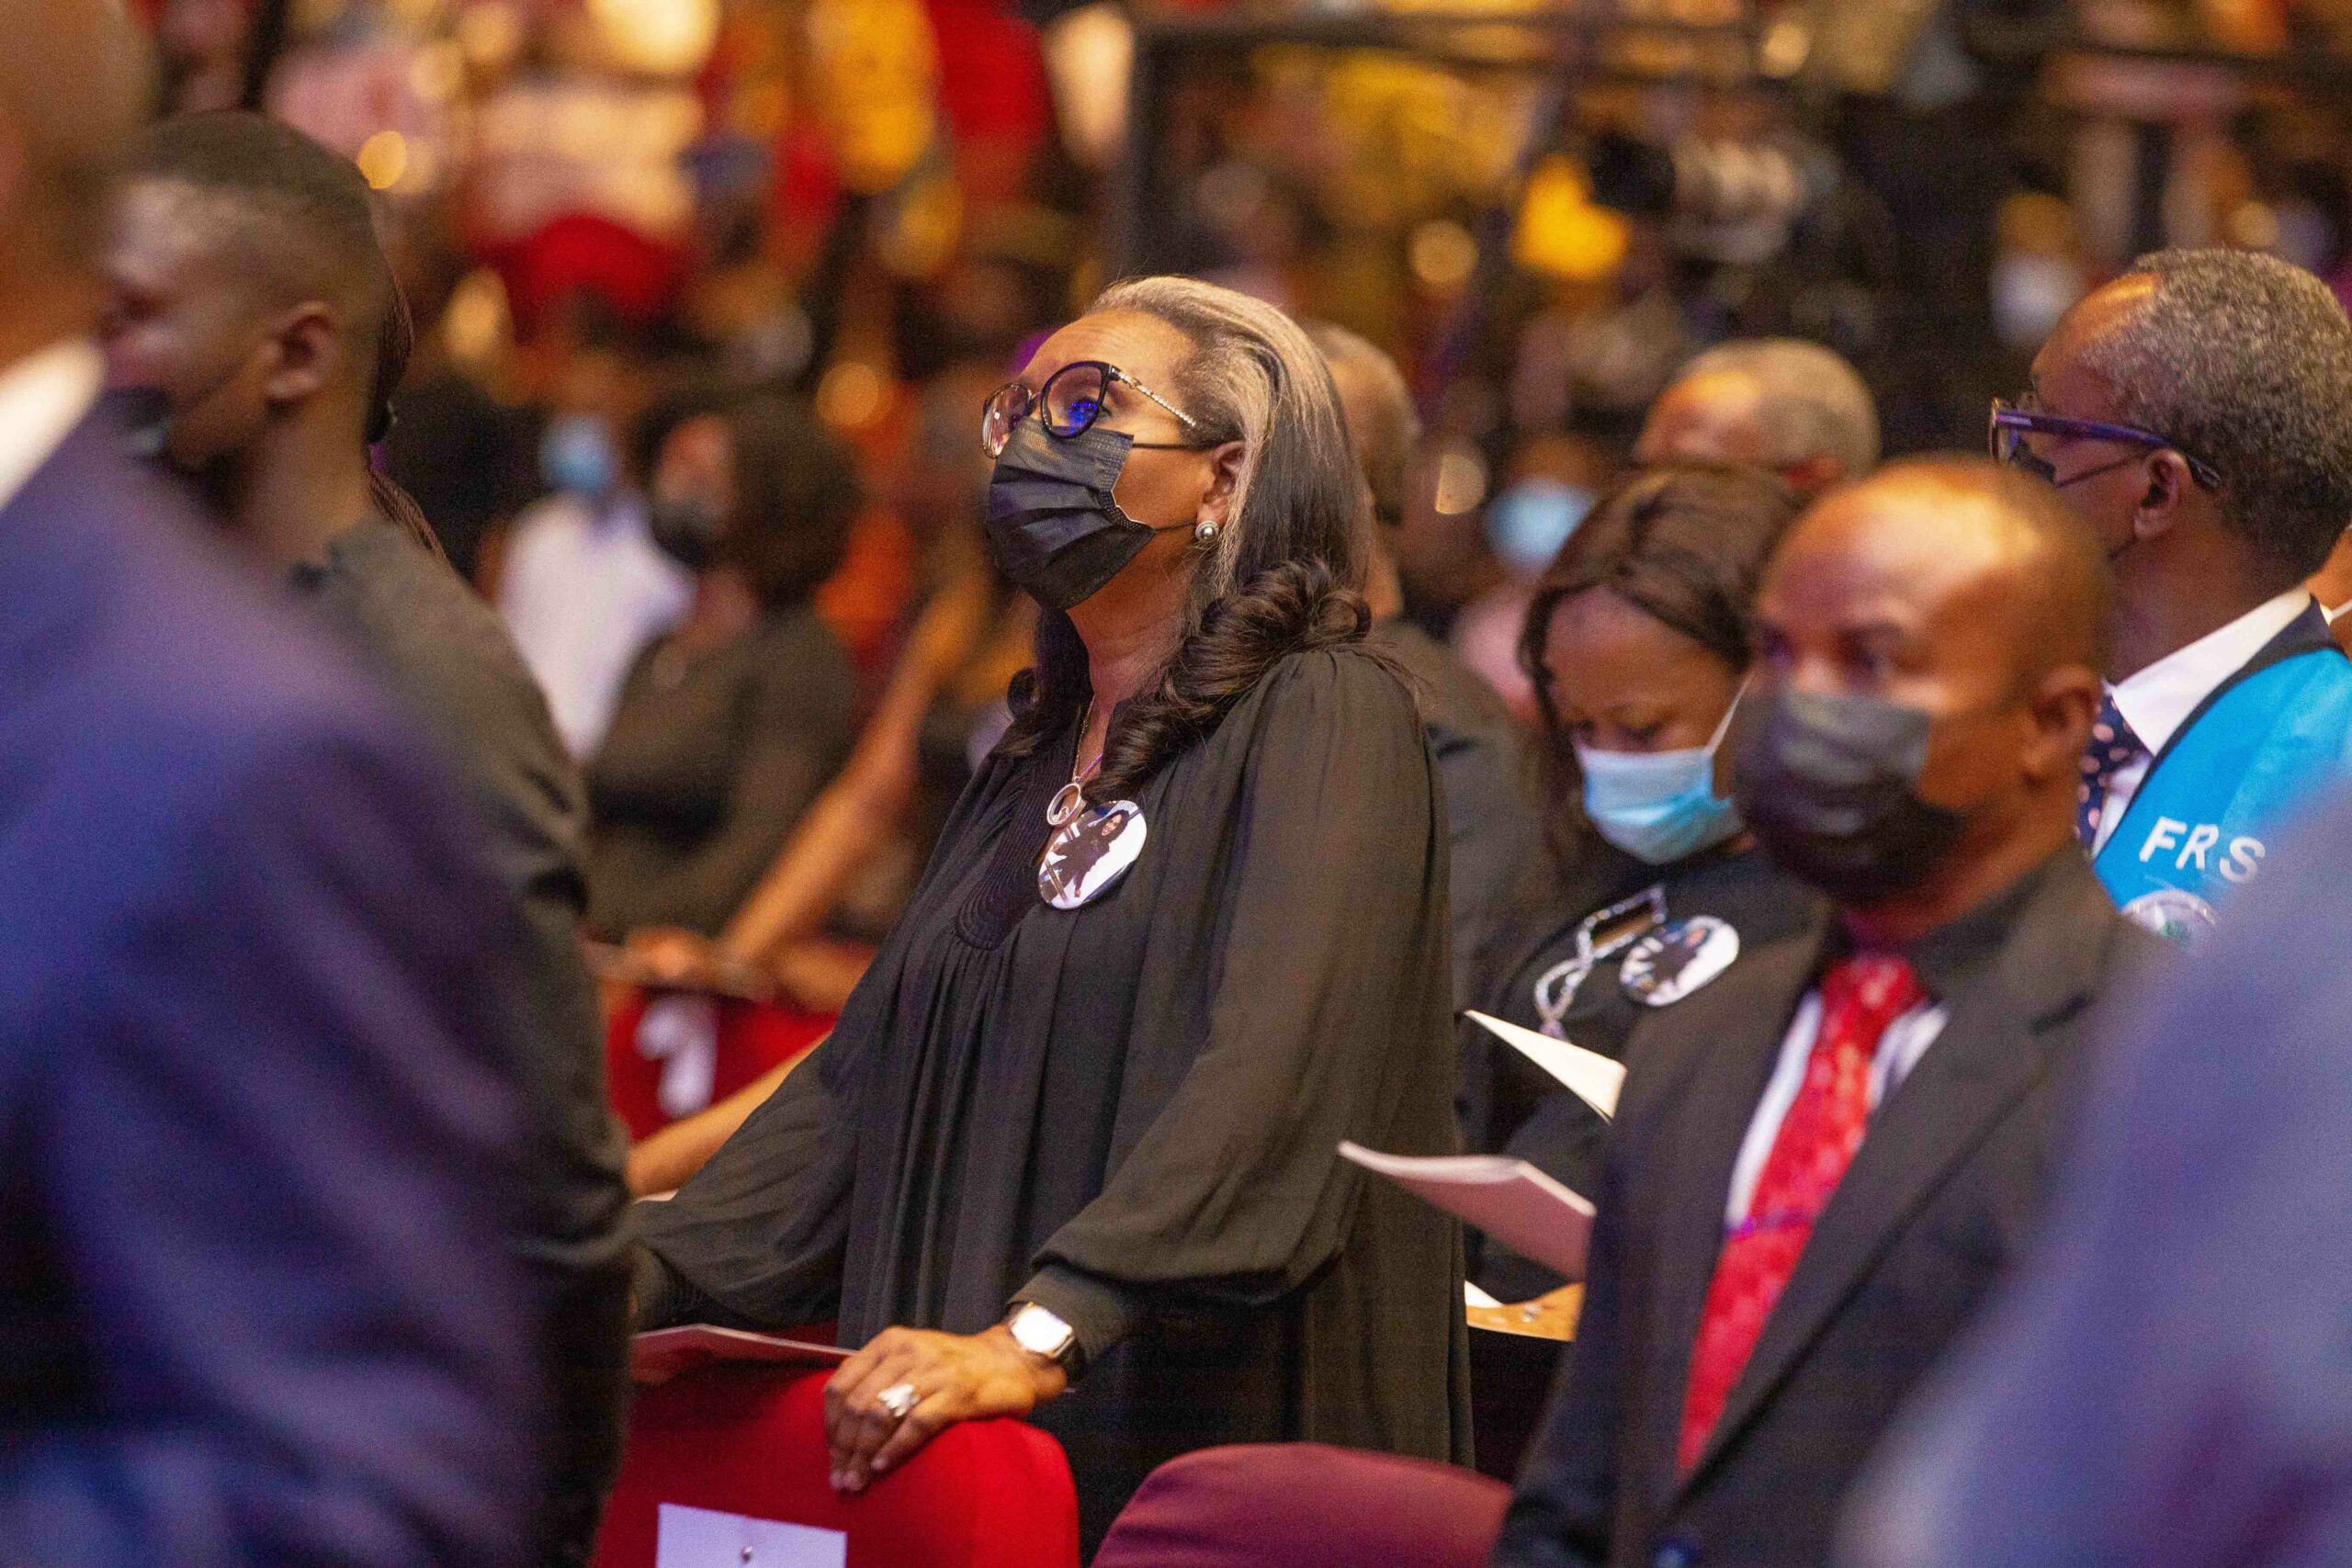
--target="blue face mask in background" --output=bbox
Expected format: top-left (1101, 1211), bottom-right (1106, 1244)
top-left (540, 412), bottom-right (618, 499)
top-left (1487, 478), bottom-right (1596, 576)
top-left (1574, 690), bottom-right (1745, 864)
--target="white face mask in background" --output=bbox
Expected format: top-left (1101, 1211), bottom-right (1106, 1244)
top-left (1487, 479), bottom-right (1597, 576)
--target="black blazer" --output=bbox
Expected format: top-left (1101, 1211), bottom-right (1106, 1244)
top-left (1491, 852), bottom-right (2165, 1568)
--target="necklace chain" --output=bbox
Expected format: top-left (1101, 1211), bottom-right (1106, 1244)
top-left (1047, 701), bottom-right (1103, 829)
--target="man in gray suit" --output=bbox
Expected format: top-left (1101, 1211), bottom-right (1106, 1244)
top-left (1843, 784), bottom-right (2352, 1568)
top-left (1492, 460), bottom-right (2165, 1568)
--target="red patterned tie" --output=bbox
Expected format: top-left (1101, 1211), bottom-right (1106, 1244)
top-left (1675, 953), bottom-right (1926, 1473)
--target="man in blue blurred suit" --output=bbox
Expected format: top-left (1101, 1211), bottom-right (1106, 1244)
top-left (0, 6), bottom-right (545, 1562)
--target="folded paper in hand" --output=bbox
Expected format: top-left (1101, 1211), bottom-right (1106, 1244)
top-left (1339, 1141), bottom-right (1597, 1281)
top-left (630, 1325), bottom-right (850, 1385)
top-left (1464, 1010), bottom-right (1625, 1120)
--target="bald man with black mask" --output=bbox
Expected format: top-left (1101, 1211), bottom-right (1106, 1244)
top-left (103, 113), bottom-right (632, 1568)
top-left (1, 9), bottom-right (548, 1564)
top-left (1491, 459), bottom-right (2166, 1568)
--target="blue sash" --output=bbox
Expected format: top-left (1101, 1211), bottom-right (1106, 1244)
top-left (2095, 646), bottom-right (2352, 942)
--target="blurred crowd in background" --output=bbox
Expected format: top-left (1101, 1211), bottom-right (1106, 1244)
top-left (134, 0), bottom-right (2352, 995)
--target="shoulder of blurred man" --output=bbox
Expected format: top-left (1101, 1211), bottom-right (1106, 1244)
top-left (0, 400), bottom-right (533, 1031)
top-left (0, 395), bottom-right (549, 1563)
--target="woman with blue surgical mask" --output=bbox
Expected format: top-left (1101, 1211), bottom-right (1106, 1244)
top-left (1459, 463), bottom-right (1825, 1309)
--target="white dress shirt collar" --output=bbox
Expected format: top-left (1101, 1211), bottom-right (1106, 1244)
top-left (0, 339), bottom-right (102, 518)
top-left (2109, 586), bottom-right (2316, 758)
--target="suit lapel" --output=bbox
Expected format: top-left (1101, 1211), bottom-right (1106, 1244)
top-left (1635, 914), bottom-right (1829, 1514)
top-left (1679, 856), bottom-right (2115, 1492)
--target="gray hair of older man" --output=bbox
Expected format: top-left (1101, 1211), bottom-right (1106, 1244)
top-left (2077, 247), bottom-right (2352, 580)
top-left (1303, 321), bottom-right (1421, 527)
top-left (1679, 338), bottom-right (1881, 479)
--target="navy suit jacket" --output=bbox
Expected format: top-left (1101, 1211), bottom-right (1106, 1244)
top-left (0, 404), bottom-right (543, 1564)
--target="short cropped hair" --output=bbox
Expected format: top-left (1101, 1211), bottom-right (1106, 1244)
top-left (2077, 247), bottom-right (2352, 579)
top-left (130, 112), bottom-right (410, 442)
top-left (1679, 338), bottom-right (1880, 479)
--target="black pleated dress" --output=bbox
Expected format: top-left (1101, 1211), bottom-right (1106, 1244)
top-left (636, 646), bottom-right (1472, 1552)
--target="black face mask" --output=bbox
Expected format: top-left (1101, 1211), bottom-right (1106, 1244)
top-left (984, 420), bottom-right (1191, 611)
top-left (649, 496), bottom-right (725, 571)
top-left (1732, 688), bottom-right (1966, 904)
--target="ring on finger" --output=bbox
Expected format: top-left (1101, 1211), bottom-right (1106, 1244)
top-left (876, 1381), bottom-right (919, 1423)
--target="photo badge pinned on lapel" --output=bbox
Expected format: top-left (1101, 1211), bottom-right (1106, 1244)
top-left (1039, 800), bottom-right (1148, 909)
top-left (1620, 916), bottom-right (1739, 1008)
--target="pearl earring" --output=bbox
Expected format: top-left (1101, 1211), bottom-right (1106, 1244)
top-left (1193, 519), bottom-right (1220, 544)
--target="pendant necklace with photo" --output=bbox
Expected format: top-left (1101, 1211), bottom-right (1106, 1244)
top-left (1047, 700), bottom-right (1100, 829)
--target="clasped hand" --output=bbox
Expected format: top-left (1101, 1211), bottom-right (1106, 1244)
top-left (822, 1325), bottom-right (1069, 1494)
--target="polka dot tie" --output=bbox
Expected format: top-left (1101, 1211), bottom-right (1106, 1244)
top-left (1676, 953), bottom-right (1925, 1474)
top-left (2077, 692), bottom-right (2147, 849)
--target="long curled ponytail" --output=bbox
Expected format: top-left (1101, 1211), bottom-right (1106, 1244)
top-left (1001, 276), bottom-right (1378, 800)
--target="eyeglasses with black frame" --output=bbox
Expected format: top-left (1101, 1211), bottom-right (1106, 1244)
top-left (981, 360), bottom-right (1212, 459)
top-left (1988, 400), bottom-right (2224, 491)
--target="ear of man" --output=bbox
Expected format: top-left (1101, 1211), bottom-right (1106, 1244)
top-left (2019, 662), bottom-right (2103, 787)
top-left (260, 299), bottom-right (347, 412)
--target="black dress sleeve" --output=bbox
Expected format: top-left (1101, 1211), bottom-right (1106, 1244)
top-left (1022, 649), bottom-right (1453, 1353)
top-left (632, 1034), bottom-right (854, 1329)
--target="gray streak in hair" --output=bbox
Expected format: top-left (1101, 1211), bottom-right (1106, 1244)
top-left (1092, 276), bottom-right (1372, 606)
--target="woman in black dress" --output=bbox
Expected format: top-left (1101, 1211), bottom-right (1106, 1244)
top-left (584, 394), bottom-right (859, 938)
top-left (633, 276), bottom-right (1466, 1550)
top-left (1463, 464), bottom-right (1824, 1303)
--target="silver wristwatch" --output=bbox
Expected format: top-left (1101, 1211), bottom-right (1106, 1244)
top-left (1004, 1301), bottom-right (1080, 1372)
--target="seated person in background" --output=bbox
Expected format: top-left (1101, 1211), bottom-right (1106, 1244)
top-left (1308, 321), bottom-right (1544, 1009)
top-left (627, 362), bottom-right (1035, 1013)
top-left (497, 307), bottom-right (691, 760)
top-left (1459, 464), bottom-right (1816, 1305)
top-left (585, 391), bottom-right (860, 939)
top-left (101, 111), bottom-right (631, 1566)
top-left (2002, 247), bottom-right (2352, 939)
top-left (1492, 459), bottom-right (2165, 1568)
top-left (1636, 337), bottom-right (1880, 501)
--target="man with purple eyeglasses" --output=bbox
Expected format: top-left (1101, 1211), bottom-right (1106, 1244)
top-left (1993, 246), bottom-right (2352, 943)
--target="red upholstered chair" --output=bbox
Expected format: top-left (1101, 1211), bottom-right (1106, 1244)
top-left (605, 989), bottom-right (834, 1142)
top-left (1091, 1444), bottom-right (1510, 1568)
top-left (591, 1363), bottom-right (1081, 1568)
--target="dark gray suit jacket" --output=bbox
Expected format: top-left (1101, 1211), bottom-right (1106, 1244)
top-left (1492, 852), bottom-right (2165, 1568)
top-left (1843, 788), bottom-right (2352, 1568)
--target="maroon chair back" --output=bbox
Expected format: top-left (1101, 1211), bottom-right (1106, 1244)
top-left (591, 1364), bottom-right (1080, 1568)
top-left (1091, 1443), bottom-right (1510, 1568)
